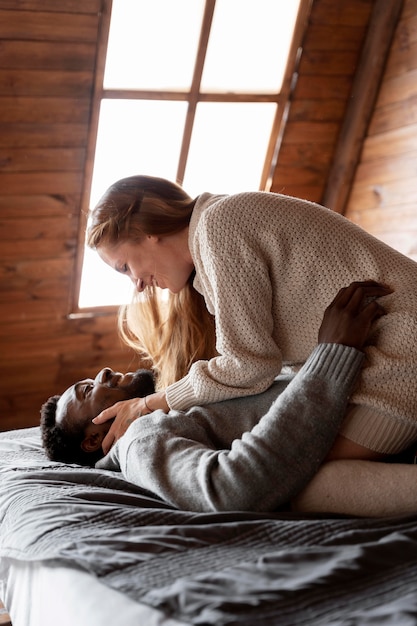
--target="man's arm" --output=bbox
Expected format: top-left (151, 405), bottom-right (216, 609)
top-left (97, 282), bottom-right (390, 512)
top-left (99, 344), bottom-right (362, 511)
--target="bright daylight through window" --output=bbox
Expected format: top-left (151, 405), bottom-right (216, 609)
top-left (78, 0), bottom-right (301, 308)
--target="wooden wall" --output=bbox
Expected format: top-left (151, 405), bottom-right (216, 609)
top-left (344, 0), bottom-right (417, 261)
top-left (0, 0), bottom-right (411, 431)
top-left (0, 1), bottom-right (138, 431)
top-left (270, 0), bottom-right (374, 202)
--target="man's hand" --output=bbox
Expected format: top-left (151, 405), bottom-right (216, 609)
top-left (318, 280), bottom-right (393, 350)
top-left (92, 391), bottom-right (169, 454)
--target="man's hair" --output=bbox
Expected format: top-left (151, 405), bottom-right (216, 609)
top-left (40, 396), bottom-right (102, 467)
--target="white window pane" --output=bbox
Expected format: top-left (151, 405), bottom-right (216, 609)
top-left (79, 99), bottom-right (187, 308)
top-left (90, 99), bottom-right (187, 206)
top-left (201, 0), bottom-right (301, 93)
top-left (183, 102), bottom-right (276, 196)
top-left (78, 246), bottom-right (134, 308)
top-left (104, 0), bottom-right (205, 90)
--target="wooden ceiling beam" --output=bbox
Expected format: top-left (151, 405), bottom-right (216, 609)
top-left (322, 0), bottom-right (404, 214)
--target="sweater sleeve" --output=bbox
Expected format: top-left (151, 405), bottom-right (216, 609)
top-left (97, 343), bottom-right (363, 512)
top-left (166, 195), bottom-right (284, 410)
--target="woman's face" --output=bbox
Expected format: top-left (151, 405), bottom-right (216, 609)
top-left (98, 233), bottom-right (194, 294)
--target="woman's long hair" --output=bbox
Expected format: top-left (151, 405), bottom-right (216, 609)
top-left (119, 276), bottom-right (217, 389)
top-left (87, 175), bottom-right (217, 387)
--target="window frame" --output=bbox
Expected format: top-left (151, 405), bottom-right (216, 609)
top-left (70, 0), bottom-right (309, 317)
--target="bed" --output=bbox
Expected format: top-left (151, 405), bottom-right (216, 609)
top-left (1, 427), bottom-right (417, 625)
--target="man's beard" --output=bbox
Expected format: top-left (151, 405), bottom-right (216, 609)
top-left (124, 369), bottom-right (156, 398)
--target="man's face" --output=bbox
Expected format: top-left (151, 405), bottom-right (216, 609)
top-left (56, 367), bottom-right (155, 431)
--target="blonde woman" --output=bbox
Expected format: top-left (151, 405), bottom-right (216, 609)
top-left (88, 175), bottom-right (417, 465)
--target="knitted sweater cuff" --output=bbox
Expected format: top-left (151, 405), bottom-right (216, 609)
top-left (302, 343), bottom-right (363, 388)
top-left (165, 376), bottom-right (197, 411)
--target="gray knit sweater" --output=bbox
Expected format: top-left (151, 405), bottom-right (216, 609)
top-left (97, 344), bottom-right (362, 512)
top-left (165, 191), bottom-right (417, 453)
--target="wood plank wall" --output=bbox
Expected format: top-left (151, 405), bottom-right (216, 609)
top-left (270, 0), bottom-right (374, 203)
top-left (0, 1), bottom-right (138, 431)
top-left (0, 0), bottom-right (408, 431)
top-left (344, 0), bottom-right (417, 260)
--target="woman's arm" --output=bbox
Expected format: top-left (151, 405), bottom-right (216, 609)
top-left (166, 207), bottom-right (281, 410)
top-left (102, 344), bottom-right (364, 511)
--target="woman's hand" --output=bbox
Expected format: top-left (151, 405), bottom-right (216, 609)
top-left (92, 391), bottom-right (169, 454)
top-left (318, 280), bottom-right (393, 351)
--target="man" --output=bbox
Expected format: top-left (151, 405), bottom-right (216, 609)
top-left (41, 282), bottom-right (387, 512)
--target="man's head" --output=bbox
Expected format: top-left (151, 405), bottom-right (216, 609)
top-left (40, 367), bottom-right (155, 466)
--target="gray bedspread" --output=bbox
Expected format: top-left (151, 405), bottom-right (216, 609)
top-left (1, 427), bottom-right (417, 625)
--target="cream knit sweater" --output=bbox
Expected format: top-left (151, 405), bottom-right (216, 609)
top-left (165, 191), bottom-right (417, 453)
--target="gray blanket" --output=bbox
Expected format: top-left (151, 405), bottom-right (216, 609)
top-left (1, 427), bottom-right (417, 625)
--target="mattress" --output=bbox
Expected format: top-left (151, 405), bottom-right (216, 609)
top-left (1, 558), bottom-right (186, 626)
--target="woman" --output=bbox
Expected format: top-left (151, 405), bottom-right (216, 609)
top-left (88, 175), bottom-right (417, 460)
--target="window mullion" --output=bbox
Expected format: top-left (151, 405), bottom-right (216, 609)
top-left (102, 89), bottom-right (189, 101)
top-left (177, 0), bottom-right (216, 185)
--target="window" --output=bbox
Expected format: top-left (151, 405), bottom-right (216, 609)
top-left (76, 0), bottom-right (302, 309)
